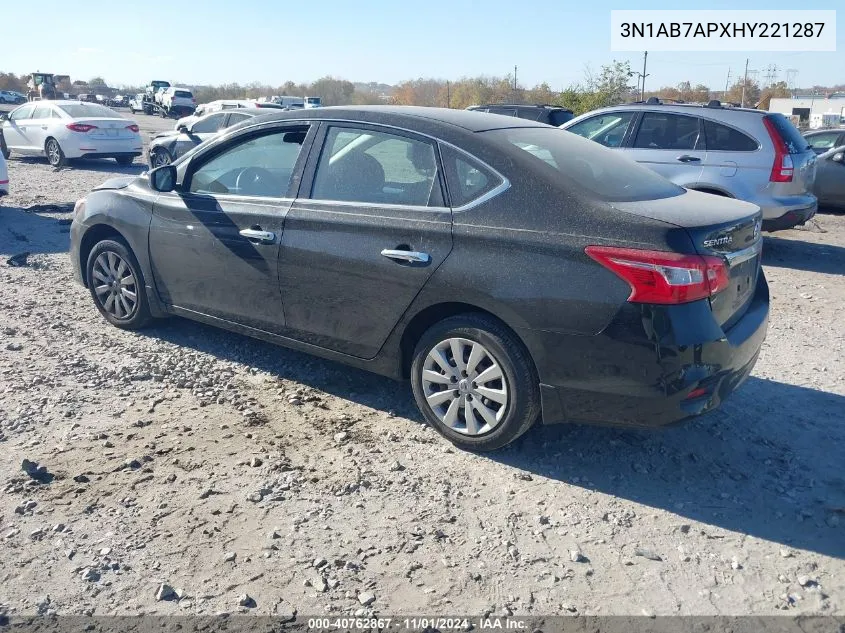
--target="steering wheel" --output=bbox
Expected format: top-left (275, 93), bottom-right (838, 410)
top-left (235, 166), bottom-right (275, 196)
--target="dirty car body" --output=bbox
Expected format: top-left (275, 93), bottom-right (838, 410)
top-left (69, 107), bottom-right (769, 448)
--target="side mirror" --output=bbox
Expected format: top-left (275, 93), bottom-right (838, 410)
top-left (832, 152), bottom-right (844, 163)
top-left (177, 124), bottom-right (189, 133)
top-left (149, 165), bottom-right (177, 192)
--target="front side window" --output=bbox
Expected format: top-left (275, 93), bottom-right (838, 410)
top-left (10, 105), bottom-right (34, 121)
top-left (565, 112), bottom-right (635, 148)
top-left (633, 112), bottom-right (700, 150)
top-left (311, 126), bottom-right (439, 206)
top-left (190, 113), bottom-right (228, 134)
top-left (188, 127), bottom-right (308, 197)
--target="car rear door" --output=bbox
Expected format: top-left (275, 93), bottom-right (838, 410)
top-left (628, 111), bottom-right (705, 186)
top-left (278, 122), bottom-right (453, 359)
top-left (27, 104), bottom-right (55, 152)
top-left (149, 122), bottom-right (316, 333)
top-left (698, 118), bottom-right (761, 192)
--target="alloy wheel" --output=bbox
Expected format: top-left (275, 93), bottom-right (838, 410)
top-left (91, 251), bottom-right (138, 320)
top-left (152, 150), bottom-right (171, 167)
top-left (46, 140), bottom-right (61, 166)
top-left (420, 337), bottom-right (509, 436)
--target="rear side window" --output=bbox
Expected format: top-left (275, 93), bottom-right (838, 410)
top-left (440, 145), bottom-right (502, 208)
top-left (312, 126), bottom-right (440, 207)
top-left (703, 120), bottom-right (758, 151)
top-left (548, 110), bottom-right (574, 126)
top-left (633, 112), bottom-right (701, 150)
top-left (488, 107), bottom-right (517, 117)
top-left (483, 127), bottom-right (684, 203)
top-left (516, 108), bottom-right (544, 122)
top-left (764, 114), bottom-right (809, 154)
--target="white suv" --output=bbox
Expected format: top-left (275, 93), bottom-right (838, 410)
top-left (161, 87), bottom-right (195, 110)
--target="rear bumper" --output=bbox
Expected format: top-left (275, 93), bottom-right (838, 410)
top-left (522, 274), bottom-right (769, 428)
top-left (761, 202), bottom-right (817, 232)
top-left (62, 135), bottom-right (143, 159)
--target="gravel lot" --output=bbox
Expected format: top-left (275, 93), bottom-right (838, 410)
top-left (0, 111), bottom-right (843, 618)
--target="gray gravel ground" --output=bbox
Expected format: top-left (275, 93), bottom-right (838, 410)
top-left (0, 112), bottom-right (843, 617)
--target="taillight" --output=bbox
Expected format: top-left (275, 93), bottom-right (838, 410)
top-left (763, 116), bottom-right (794, 183)
top-left (126, 124), bottom-right (139, 132)
top-left (67, 123), bottom-right (97, 133)
top-left (585, 246), bottom-right (729, 305)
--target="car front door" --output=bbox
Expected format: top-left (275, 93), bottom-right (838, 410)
top-left (278, 123), bottom-right (453, 359)
top-left (2, 104), bottom-right (35, 152)
top-left (149, 122), bottom-right (315, 333)
top-left (814, 148), bottom-right (845, 206)
top-left (628, 111), bottom-right (705, 186)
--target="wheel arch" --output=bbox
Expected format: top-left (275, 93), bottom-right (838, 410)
top-left (688, 185), bottom-right (734, 198)
top-left (397, 302), bottom-right (538, 380)
top-left (78, 224), bottom-right (128, 287)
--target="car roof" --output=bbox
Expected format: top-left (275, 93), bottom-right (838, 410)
top-left (243, 105), bottom-right (551, 133)
top-left (471, 103), bottom-right (572, 111)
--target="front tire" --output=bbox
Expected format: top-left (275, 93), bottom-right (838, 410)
top-left (410, 314), bottom-right (540, 451)
top-left (45, 138), bottom-right (66, 168)
top-left (150, 148), bottom-right (172, 168)
top-left (86, 238), bottom-right (152, 330)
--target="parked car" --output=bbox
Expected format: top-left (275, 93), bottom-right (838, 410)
top-left (0, 148), bottom-right (8, 196)
top-left (111, 95), bottom-right (127, 108)
top-left (812, 145), bottom-right (845, 209)
top-left (1, 101), bottom-right (142, 167)
top-left (128, 94), bottom-right (145, 114)
top-left (562, 99), bottom-right (818, 232)
top-left (803, 129), bottom-right (845, 155)
top-left (161, 87), bottom-right (195, 111)
top-left (148, 108), bottom-right (265, 167)
top-left (70, 106), bottom-right (769, 451)
top-left (466, 104), bottom-right (575, 126)
top-left (0, 90), bottom-right (26, 104)
top-left (174, 100), bottom-right (283, 130)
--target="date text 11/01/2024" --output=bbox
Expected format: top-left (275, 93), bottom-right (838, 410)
top-left (307, 617), bottom-right (529, 630)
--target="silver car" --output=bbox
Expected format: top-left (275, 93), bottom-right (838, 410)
top-left (562, 100), bottom-right (817, 231)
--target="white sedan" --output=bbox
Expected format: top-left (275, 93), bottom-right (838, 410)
top-left (0, 101), bottom-right (142, 167)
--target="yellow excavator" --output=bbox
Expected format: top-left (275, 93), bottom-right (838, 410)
top-left (26, 72), bottom-right (58, 101)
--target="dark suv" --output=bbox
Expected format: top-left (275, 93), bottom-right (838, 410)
top-left (466, 104), bottom-right (574, 126)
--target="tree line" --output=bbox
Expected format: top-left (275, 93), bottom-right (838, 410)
top-left (2, 68), bottom-right (843, 115)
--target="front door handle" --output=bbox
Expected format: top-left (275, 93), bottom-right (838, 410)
top-left (677, 155), bottom-right (701, 163)
top-left (239, 228), bottom-right (276, 244)
top-left (381, 249), bottom-right (431, 264)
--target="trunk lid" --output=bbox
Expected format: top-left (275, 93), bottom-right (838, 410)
top-left (75, 118), bottom-right (138, 140)
top-left (611, 189), bottom-right (763, 328)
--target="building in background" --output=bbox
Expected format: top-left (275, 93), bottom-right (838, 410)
top-left (768, 94), bottom-right (845, 129)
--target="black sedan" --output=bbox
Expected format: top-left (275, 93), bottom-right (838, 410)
top-left (812, 145), bottom-right (845, 209)
top-left (70, 106), bottom-right (769, 451)
top-left (147, 108), bottom-right (266, 167)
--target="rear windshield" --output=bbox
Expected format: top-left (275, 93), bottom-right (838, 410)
top-left (765, 114), bottom-right (810, 154)
top-left (57, 103), bottom-right (121, 118)
top-left (483, 127), bottom-right (684, 202)
top-left (174, 90), bottom-right (193, 98)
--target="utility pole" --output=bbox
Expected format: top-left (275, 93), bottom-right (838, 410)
top-left (640, 51), bottom-right (648, 101)
top-left (446, 81), bottom-right (451, 108)
top-left (741, 58), bottom-right (749, 107)
top-left (725, 68), bottom-right (731, 94)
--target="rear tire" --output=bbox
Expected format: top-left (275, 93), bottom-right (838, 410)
top-left (86, 238), bottom-right (152, 330)
top-left (45, 138), bottom-right (66, 168)
top-left (410, 314), bottom-right (540, 452)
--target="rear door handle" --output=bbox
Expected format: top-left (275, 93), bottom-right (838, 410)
top-left (677, 155), bottom-right (701, 163)
top-left (239, 228), bottom-right (276, 244)
top-left (381, 249), bottom-right (430, 264)
top-left (41, 125), bottom-right (48, 130)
